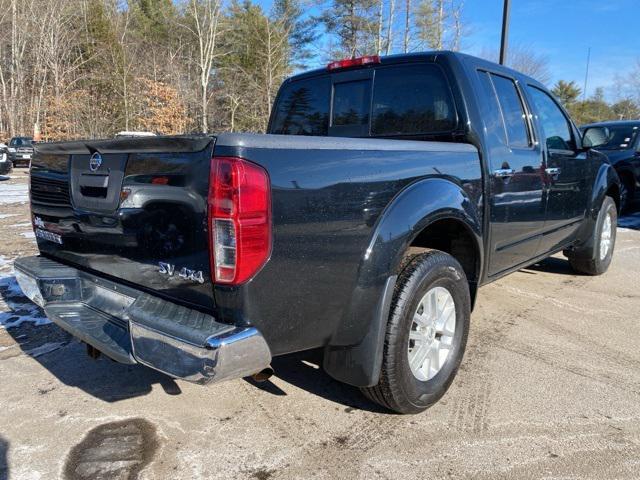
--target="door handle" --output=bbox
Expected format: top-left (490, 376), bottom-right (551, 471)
top-left (545, 167), bottom-right (561, 178)
top-left (493, 168), bottom-right (515, 179)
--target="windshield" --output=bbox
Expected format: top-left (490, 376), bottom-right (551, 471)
top-left (584, 125), bottom-right (639, 150)
top-left (10, 137), bottom-right (33, 147)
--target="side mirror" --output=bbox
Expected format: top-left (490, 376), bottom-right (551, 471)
top-left (582, 126), bottom-right (609, 149)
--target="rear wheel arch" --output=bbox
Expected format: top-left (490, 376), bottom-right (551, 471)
top-left (403, 217), bottom-right (482, 307)
top-left (323, 178), bottom-right (483, 387)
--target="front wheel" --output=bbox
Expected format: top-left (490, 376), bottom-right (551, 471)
top-left (569, 196), bottom-right (617, 275)
top-left (361, 250), bottom-right (470, 414)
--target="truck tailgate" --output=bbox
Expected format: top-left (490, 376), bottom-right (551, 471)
top-left (29, 135), bottom-right (216, 310)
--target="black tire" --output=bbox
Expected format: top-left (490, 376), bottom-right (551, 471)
top-left (569, 196), bottom-right (617, 275)
top-left (361, 250), bottom-right (470, 414)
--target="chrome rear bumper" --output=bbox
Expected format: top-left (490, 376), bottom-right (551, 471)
top-left (14, 256), bottom-right (271, 384)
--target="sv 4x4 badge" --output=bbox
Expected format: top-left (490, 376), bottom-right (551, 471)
top-left (158, 262), bottom-right (205, 284)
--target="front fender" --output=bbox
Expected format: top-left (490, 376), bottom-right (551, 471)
top-left (571, 162), bottom-right (620, 258)
top-left (323, 177), bottom-right (483, 387)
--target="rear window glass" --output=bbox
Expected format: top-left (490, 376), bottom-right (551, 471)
top-left (270, 63), bottom-right (457, 137)
top-left (371, 64), bottom-right (456, 135)
top-left (270, 77), bottom-right (330, 135)
top-left (332, 80), bottom-right (371, 127)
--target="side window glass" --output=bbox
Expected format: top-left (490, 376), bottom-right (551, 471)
top-left (490, 74), bottom-right (531, 148)
top-left (527, 86), bottom-right (575, 152)
top-left (476, 71), bottom-right (507, 145)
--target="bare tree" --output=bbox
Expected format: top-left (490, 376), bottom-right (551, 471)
top-left (0, 0), bottom-right (31, 135)
top-left (376, 0), bottom-right (384, 55)
top-left (181, 0), bottom-right (225, 133)
top-left (613, 59), bottom-right (640, 105)
top-left (385, 0), bottom-right (395, 55)
top-left (480, 45), bottom-right (551, 85)
top-left (450, 0), bottom-right (463, 51)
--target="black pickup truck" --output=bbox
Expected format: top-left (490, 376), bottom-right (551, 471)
top-left (8, 136), bottom-right (35, 167)
top-left (16, 52), bottom-right (620, 414)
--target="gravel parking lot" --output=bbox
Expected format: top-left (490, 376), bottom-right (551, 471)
top-left (1, 169), bottom-right (640, 480)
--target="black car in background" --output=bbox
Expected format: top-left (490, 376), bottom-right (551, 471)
top-left (0, 142), bottom-right (11, 175)
top-left (581, 121), bottom-right (640, 211)
top-left (8, 136), bottom-right (34, 167)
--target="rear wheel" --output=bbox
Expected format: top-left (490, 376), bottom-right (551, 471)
top-left (569, 196), bottom-right (617, 275)
top-left (361, 250), bottom-right (470, 414)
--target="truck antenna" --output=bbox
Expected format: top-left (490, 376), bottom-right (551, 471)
top-left (583, 47), bottom-right (591, 101)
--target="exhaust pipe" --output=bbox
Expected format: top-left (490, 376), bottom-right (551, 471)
top-left (251, 367), bottom-right (274, 382)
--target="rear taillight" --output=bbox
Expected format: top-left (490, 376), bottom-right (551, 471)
top-left (208, 156), bottom-right (271, 285)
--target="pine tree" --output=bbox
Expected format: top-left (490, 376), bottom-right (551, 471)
top-left (319, 0), bottom-right (379, 58)
top-left (551, 80), bottom-right (582, 107)
top-left (131, 0), bottom-right (177, 44)
top-left (272, 0), bottom-right (316, 69)
top-left (219, 0), bottom-right (290, 132)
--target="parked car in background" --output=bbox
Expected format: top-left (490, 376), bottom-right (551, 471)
top-left (8, 136), bottom-right (34, 167)
top-left (581, 121), bottom-right (640, 211)
top-left (0, 142), bottom-right (12, 174)
top-left (16, 52), bottom-right (620, 414)
top-left (115, 131), bottom-right (157, 138)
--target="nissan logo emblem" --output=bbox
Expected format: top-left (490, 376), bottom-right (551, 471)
top-left (89, 152), bottom-right (102, 172)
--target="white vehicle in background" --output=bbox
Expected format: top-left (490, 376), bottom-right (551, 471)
top-left (114, 131), bottom-right (157, 138)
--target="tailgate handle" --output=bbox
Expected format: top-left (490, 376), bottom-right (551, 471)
top-left (79, 174), bottom-right (109, 188)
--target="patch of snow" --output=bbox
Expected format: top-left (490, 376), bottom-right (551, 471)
top-left (0, 183), bottom-right (29, 204)
top-left (0, 275), bottom-right (50, 328)
top-left (20, 231), bottom-right (35, 238)
top-left (0, 213), bottom-right (19, 219)
top-left (11, 222), bottom-right (32, 228)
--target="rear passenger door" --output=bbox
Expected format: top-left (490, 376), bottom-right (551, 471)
top-left (477, 71), bottom-right (546, 276)
top-left (525, 86), bottom-right (588, 255)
